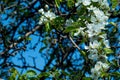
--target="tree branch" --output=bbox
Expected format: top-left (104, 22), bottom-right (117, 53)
top-left (10, 63), bottom-right (42, 72)
top-left (0, 25), bottom-right (41, 55)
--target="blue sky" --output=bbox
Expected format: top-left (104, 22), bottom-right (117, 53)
top-left (11, 35), bottom-right (45, 74)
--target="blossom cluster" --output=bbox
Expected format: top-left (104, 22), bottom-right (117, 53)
top-left (38, 8), bottom-right (56, 25)
top-left (75, 0), bottom-right (110, 79)
top-left (75, 0), bottom-right (109, 8)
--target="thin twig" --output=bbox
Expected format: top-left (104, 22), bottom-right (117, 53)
top-left (69, 36), bottom-right (81, 51)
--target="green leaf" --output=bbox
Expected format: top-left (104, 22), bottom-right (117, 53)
top-left (110, 72), bottom-right (120, 77)
top-left (55, 0), bottom-right (62, 8)
top-left (38, 72), bottom-right (50, 78)
top-left (83, 77), bottom-right (92, 80)
top-left (80, 50), bottom-right (86, 57)
top-left (61, 70), bottom-right (69, 76)
top-left (8, 68), bottom-right (19, 80)
top-left (67, 0), bottom-right (74, 8)
top-left (52, 17), bottom-right (64, 30)
top-left (111, 0), bottom-right (119, 9)
top-left (64, 26), bottom-right (79, 33)
top-left (18, 74), bottom-right (27, 80)
top-left (64, 21), bottom-right (84, 33)
top-left (101, 72), bottom-right (109, 77)
top-left (53, 17), bottom-right (65, 25)
top-left (109, 22), bottom-right (117, 27)
top-left (52, 70), bottom-right (60, 79)
top-left (26, 70), bottom-right (37, 76)
top-left (104, 48), bottom-right (113, 54)
top-left (26, 37), bottom-right (32, 40)
top-left (45, 22), bottom-right (51, 32)
top-left (111, 59), bottom-right (118, 67)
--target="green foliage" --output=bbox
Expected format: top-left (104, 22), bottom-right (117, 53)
top-left (18, 74), bottom-right (28, 80)
top-left (83, 77), bottom-right (92, 80)
top-left (67, 0), bottom-right (75, 8)
top-left (64, 26), bottom-right (79, 33)
top-left (26, 70), bottom-right (37, 77)
top-left (45, 22), bottom-right (51, 33)
top-left (8, 68), bottom-right (19, 80)
top-left (9, 69), bottom-right (38, 80)
top-left (77, 6), bottom-right (87, 16)
top-left (37, 72), bottom-right (50, 79)
top-left (104, 48), bottom-right (114, 54)
top-left (64, 22), bottom-right (81, 33)
top-left (25, 37), bottom-right (32, 41)
top-left (110, 72), bottom-right (120, 77)
top-left (109, 22), bottom-right (117, 27)
top-left (55, 0), bottom-right (62, 8)
top-left (52, 17), bottom-right (65, 30)
top-left (111, 59), bottom-right (118, 67)
top-left (111, 0), bottom-right (119, 9)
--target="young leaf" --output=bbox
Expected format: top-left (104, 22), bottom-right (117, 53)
top-left (38, 72), bottom-right (50, 78)
top-left (26, 37), bottom-right (32, 40)
top-left (64, 26), bottom-right (79, 33)
top-left (26, 70), bottom-right (37, 76)
top-left (104, 48), bottom-right (114, 54)
top-left (111, 0), bottom-right (119, 9)
top-left (45, 22), bottom-right (51, 32)
top-left (55, 0), bottom-right (61, 8)
top-left (110, 72), bottom-right (120, 77)
top-left (83, 77), bottom-right (92, 80)
top-left (67, 0), bottom-right (74, 8)
top-left (8, 68), bottom-right (19, 80)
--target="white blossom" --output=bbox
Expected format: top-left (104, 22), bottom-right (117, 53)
top-left (82, 0), bottom-right (91, 6)
top-left (93, 8), bottom-right (108, 22)
top-left (91, 15), bottom-right (97, 23)
top-left (88, 6), bottom-right (108, 23)
top-left (75, 0), bottom-right (82, 7)
top-left (65, 19), bottom-right (74, 26)
top-left (45, 5), bottom-right (49, 9)
top-left (86, 23), bottom-right (105, 37)
top-left (102, 62), bottom-right (109, 69)
top-left (99, 33), bottom-right (107, 39)
top-left (92, 0), bottom-right (99, 2)
top-left (103, 40), bottom-right (110, 48)
top-left (38, 8), bottom-right (44, 14)
top-left (39, 10), bottom-right (56, 24)
top-left (44, 11), bottom-right (56, 20)
top-left (88, 53), bottom-right (98, 61)
top-left (91, 61), bottom-right (109, 79)
top-left (84, 0), bottom-right (110, 79)
top-left (95, 62), bottom-right (102, 71)
top-left (89, 40), bottom-right (101, 49)
top-left (87, 5), bottom-right (96, 11)
top-left (99, 0), bottom-right (109, 8)
top-left (39, 16), bottom-right (47, 24)
top-left (91, 68), bottom-right (101, 80)
top-left (96, 61), bottom-right (109, 70)
top-left (74, 27), bottom-right (85, 36)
